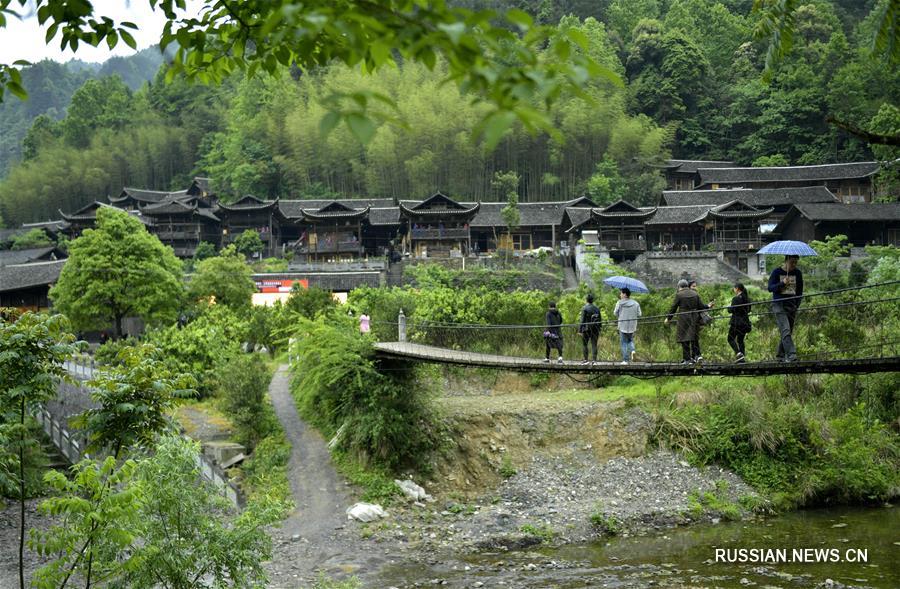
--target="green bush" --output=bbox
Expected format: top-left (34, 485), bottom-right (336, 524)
top-left (218, 354), bottom-right (275, 450)
top-left (289, 316), bottom-right (440, 471)
top-left (242, 434), bottom-right (292, 512)
top-left (654, 390), bottom-right (900, 508)
top-left (146, 304), bottom-right (247, 398)
top-left (284, 284), bottom-right (337, 320)
top-left (94, 336), bottom-right (138, 366)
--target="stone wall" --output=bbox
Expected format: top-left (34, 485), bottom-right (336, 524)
top-left (626, 252), bottom-right (752, 287)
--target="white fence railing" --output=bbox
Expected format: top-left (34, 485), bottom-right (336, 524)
top-left (51, 362), bottom-right (243, 508)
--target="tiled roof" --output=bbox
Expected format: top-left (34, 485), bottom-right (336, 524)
top-left (301, 206), bottom-right (370, 221)
top-left (114, 187), bottom-right (188, 203)
top-left (0, 260), bottom-right (66, 292)
top-left (661, 186), bottom-right (838, 207)
top-left (21, 220), bottom-right (69, 232)
top-left (665, 159), bottom-right (735, 173)
top-left (791, 203), bottom-right (900, 222)
top-left (0, 247), bottom-right (63, 267)
top-left (217, 195), bottom-right (277, 211)
top-left (60, 201), bottom-right (114, 221)
top-left (697, 162), bottom-right (881, 186)
top-left (645, 205), bottom-right (713, 225)
top-left (563, 207), bottom-right (593, 231)
top-left (368, 207), bottom-right (402, 226)
top-left (470, 202), bottom-right (571, 227)
top-left (278, 199), bottom-right (395, 218)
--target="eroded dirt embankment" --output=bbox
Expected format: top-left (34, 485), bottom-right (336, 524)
top-left (372, 389), bottom-right (759, 554)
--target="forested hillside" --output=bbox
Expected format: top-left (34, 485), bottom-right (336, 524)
top-left (0, 0), bottom-right (897, 226)
top-left (0, 48), bottom-right (163, 181)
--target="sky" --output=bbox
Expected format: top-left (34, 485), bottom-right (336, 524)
top-left (0, 1), bottom-right (179, 64)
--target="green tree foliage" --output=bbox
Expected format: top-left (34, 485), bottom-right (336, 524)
top-left (0, 0), bottom-right (618, 152)
top-left (192, 240), bottom-right (217, 262)
top-left (233, 229), bottom-right (265, 258)
top-left (188, 245), bottom-right (256, 310)
top-left (146, 304), bottom-right (246, 398)
top-left (9, 228), bottom-right (52, 250)
top-left (218, 354), bottom-right (275, 451)
top-left (124, 436), bottom-right (278, 588)
top-left (752, 154), bottom-right (790, 167)
top-left (283, 284), bottom-right (338, 320)
top-left (49, 207), bottom-right (184, 337)
top-left (290, 316), bottom-right (439, 470)
top-left (585, 155), bottom-right (627, 205)
top-left (29, 436), bottom-right (279, 588)
top-left (29, 457), bottom-right (141, 589)
top-left (0, 311), bottom-right (78, 589)
top-left (78, 343), bottom-right (196, 458)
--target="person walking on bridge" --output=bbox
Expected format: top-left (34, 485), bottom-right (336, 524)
top-left (578, 293), bottom-right (602, 364)
top-left (665, 279), bottom-right (708, 364)
top-left (543, 301), bottom-right (565, 364)
top-left (727, 283), bottom-right (752, 362)
top-left (614, 287), bottom-right (641, 364)
top-left (768, 255), bottom-right (803, 362)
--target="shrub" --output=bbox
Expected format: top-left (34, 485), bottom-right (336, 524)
top-left (654, 390), bottom-right (900, 508)
top-left (284, 284), bottom-right (337, 320)
top-left (289, 316), bottom-right (440, 471)
top-left (146, 304), bottom-right (246, 398)
top-left (218, 354), bottom-right (275, 450)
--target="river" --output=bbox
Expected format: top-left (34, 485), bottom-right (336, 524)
top-left (376, 505), bottom-right (898, 588)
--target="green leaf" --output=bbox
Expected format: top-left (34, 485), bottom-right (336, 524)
top-left (479, 110), bottom-right (516, 151)
top-left (438, 21), bottom-right (466, 45)
top-left (505, 9), bottom-right (533, 31)
top-left (107, 30), bottom-right (118, 50)
top-left (564, 27), bottom-right (590, 51)
top-left (345, 112), bottom-right (377, 144)
top-left (120, 29), bottom-right (137, 50)
top-left (319, 111), bottom-right (341, 136)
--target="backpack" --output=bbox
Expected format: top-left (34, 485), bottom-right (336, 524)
top-left (583, 306), bottom-right (601, 334)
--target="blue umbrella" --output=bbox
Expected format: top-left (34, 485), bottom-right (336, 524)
top-left (757, 240), bottom-right (818, 256)
top-left (603, 275), bottom-right (650, 293)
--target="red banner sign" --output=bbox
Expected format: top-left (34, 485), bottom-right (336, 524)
top-left (254, 278), bottom-right (308, 293)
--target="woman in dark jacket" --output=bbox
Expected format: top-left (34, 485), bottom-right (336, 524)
top-left (665, 279), bottom-right (708, 364)
top-left (727, 282), bottom-right (752, 362)
top-left (544, 302), bottom-right (564, 364)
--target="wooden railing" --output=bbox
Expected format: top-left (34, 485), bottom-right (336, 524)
top-left (411, 228), bottom-right (468, 239)
top-left (598, 239), bottom-right (647, 251)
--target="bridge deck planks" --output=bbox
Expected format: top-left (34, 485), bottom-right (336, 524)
top-left (373, 342), bottom-right (900, 376)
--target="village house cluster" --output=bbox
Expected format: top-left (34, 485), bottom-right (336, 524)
top-left (2, 159), bottom-right (898, 310)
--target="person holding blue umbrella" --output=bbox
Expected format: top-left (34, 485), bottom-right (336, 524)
top-left (768, 254), bottom-right (804, 362)
top-left (614, 287), bottom-right (642, 364)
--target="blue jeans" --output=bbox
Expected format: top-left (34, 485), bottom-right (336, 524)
top-left (772, 301), bottom-right (797, 361)
top-left (620, 332), bottom-right (635, 362)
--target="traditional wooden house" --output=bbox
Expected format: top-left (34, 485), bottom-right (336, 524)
top-left (399, 193), bottom-right (479, 258)
top-left (591, 200), bottom-right (656, 259)
top-left (694, 162), bottom-right (882, 203)
top-left (469, 196), bottom-right (596, 253)
top-left (561, 200), bottom-right (655, 262)
top-left (0, 259), bottom-right (66, 311)
top-left (642, 205), bottom-right (712, 251)
top-left (217, 195), bottom-right (284, 257)
top-left (661, 159), bottom-right (735, 190)
top-left (774, 203), bottom-right (900, 247)
top-left (59, 201), bottom-right (129, 238)
top-left (660, 186), bottom-right (837, 222)
top-left (109, 187), bottom-right (187, 210)
top-left (693, 200), bottom-right (773, 272)
top-left (139, 198), bottom-right (221, 257)
top-left (292, 201), bottom-right (368, 262)
top-left (277, 198), bottom-right (399, 259)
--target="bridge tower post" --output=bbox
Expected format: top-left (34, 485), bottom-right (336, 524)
top-left (398, 309), bottom-right (407, 342)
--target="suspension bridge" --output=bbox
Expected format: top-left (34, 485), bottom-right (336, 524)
top-left (372, 280), bottom-right (900, 377)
